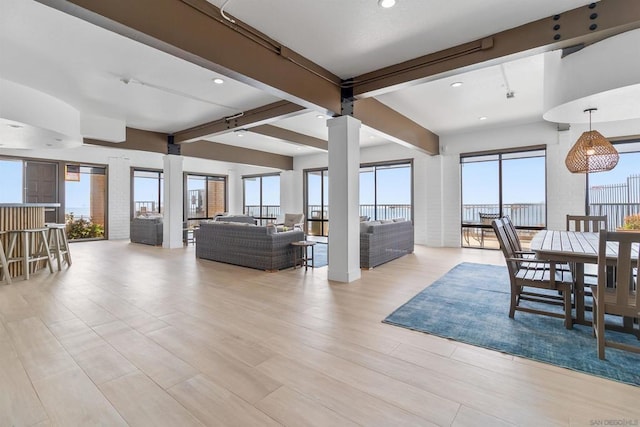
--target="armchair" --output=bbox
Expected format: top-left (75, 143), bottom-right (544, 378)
top-left (275, 213), bottom-right (305, 231)
top-left (493, 218), bottom-right (574, 329)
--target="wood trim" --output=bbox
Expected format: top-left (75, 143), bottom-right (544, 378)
top-left (352, 0), bottom-right (640, 97)
top-left (174, 101), bottom-right (305, 143)
top-left (84, 128), bottom-right (168, 153)
top-left (180, 140), bottom-right (293, 170)
top-left (354, 98), bottom-right (439, 155)
top-left (250, 125), bottom-right (327, 151)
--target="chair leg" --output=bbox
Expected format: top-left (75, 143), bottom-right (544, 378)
top-left (596, 299), bottom-right (606, 360)
top-left (509, 288), bottom-right (517, 319)
top-left (563, 289), bottom-right (572, 330)
top-left (0, 241), bottom-right (11, 284)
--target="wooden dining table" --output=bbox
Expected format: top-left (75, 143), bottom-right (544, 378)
top-left (530, 230), bottom-right (639, 326)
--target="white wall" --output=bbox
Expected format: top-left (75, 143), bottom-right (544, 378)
top-left (0, 144), bottom-right (276, 240)
top-left (3, 116), bottom-right (637, 246)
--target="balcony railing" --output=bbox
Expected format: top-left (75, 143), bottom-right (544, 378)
top-left (462, 203), bottom-right (545, 227)
top-left (590, 203), bottom-right (640, 230)
top-left (307, 204), bottom-right (412, 221)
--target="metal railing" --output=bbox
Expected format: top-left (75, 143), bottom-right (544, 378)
top-left (462, 203), bottom-right (546, 227)
top-left (590, 203), bottom-right (640, 230)
top-left (244, 205), bottom-right (281, 225)
top-left (306, 204), bottom-right (412, 221)
top-left (134, 201), bottom-right (157, 215)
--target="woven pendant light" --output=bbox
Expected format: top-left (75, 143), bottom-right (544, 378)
top-left (565, 108), bottom-right (619, 173)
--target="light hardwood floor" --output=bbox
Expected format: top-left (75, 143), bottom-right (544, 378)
top-left (1, 241), bottom-right (638, 426)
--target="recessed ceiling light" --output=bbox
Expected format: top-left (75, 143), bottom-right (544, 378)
top-left (479, 116), bottom-right (488, 121)
top-left (7, 124), bottom-right (23, 128)
top-left (55, 138), bottom-right (63, 142)
top-left (378, 0), bottom-right (396, 8)
top-left (213, 78), bottom-right (224, 84)
top-left (369, 135), bottom-right (375, 139)
top-left (450, 82), bottom-right (463, 88)
top-left (316, 114), bottom-right (325, 119)
top-left (46, 143), bottom-right (53, 147)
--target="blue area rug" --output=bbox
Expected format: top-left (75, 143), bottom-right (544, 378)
top-left (313, 242), bottom-right (327, 267)
top-left (384, 262), bottom-right (640, 386)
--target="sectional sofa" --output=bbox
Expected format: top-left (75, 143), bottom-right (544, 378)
top-left (360, 218), bottom-right (414, 268)
top-left (195, 221), bottom-right (304, 270)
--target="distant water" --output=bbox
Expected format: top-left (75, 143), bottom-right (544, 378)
top-left (65, 207), bottom-right (91, 218)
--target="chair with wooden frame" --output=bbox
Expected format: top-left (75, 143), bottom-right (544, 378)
top-left (492, 218), bottom-right (574, 329)
top-left (566, 215), bottom-right (608, 285)
top-left (591, 230), bottom-right (640, 360)
top-left (566, 215), bottom-right (608, 232)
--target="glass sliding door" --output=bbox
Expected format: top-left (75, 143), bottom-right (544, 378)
top-left (185, 173), bottom-right (226, 225)
top-left (461, 148), bottom-right (546, 249)
top-left (65, 164), bottom-right (106, 240)
top-left (242, 174), bottom-right (280, 225)
top-left (132, 169), bottom-right (163, 217)
top-left (305, 169), bottom-right (329, 237)
top-left (361, 161), bottom-right (413, 221)
top-left (588, 141), bottom-right (640, 229)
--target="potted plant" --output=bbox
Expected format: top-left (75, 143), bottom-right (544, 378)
top-left (619, 214), bottom-right (640, 231)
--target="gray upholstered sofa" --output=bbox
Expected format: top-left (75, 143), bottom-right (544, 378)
top-left (360, 218), bottom-right (414, 268)
top-left (130, 217), bottom-right (163, 245)
top-left (213, 215), bottom-right (257, 225)
top-left (195, 222), bottom-right (304, 270)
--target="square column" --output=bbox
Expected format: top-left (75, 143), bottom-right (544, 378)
top-left (327, 115), bottom-right (361, 283)
top-left (162, 155), bottom-right (184, 248)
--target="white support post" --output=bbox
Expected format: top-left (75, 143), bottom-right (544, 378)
top-left (162, 154), bottom-right (184, 248)
top-left (327, 115), bottom-right (361, 283)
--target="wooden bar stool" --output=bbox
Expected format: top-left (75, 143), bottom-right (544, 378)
top-left (0, 231), bottom-right (12, 284)
top-left (46, 223), bottom-right (72, 270)
top-left (7, 228), bottom-right (54, 280)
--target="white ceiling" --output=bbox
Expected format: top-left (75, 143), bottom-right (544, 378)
top-left (2, 0), bottom-right (630, 158)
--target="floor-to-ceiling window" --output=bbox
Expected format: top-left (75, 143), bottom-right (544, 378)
top-left (242, 173), bottom-right (280, 225)
top-left (588, 140), bottom-right (640, 229)
top-left (0, 158), bottom-right (24, 203)
top-left (65, 164), bottom-right (107, 240)
top-left (304, 169), bottom-right (329, 237)
top-left (131, 169), bottom-right (163, 217)
top-left (185, 173), bottom-right (226, 224)
top-left (461, 146), bottom-right (546, 249)
top-left (360, 161), bottom-right (413, 221)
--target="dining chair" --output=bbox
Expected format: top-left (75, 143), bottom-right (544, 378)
top-left (566, 215), bottom-right (608, 232)
top-left (492, 218), bottom-right (574, 329)
top-left (566, 215), bottom-right (608, 285)
top-left (591, 230), bottom-right (640, 360)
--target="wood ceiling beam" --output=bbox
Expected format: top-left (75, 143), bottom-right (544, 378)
top-left (174, 101), bottom-right (305, 143)
top-left (37, 0), bottom-right (441, 155)
top-left (36, 0), bottom-right (342, 114)
top-left (250, 124), bottom-right (328, 151)
top-left (84, 128), bottom-right (168, 153)
top-left (181, 140), bottom-right (293, 170)
top-left (352, 0), bottom-right (640, 97)
top-left (354, 99), bottom-right (439, 155)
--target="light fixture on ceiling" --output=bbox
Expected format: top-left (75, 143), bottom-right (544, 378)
top-left (450, 82), bottom-right (463, 88)
top-left (234, 128), bottom-right (247, 137)
top-left (378, 0), bottom-right (396, 8)
top-left (315, 114), bottom-right (325, 119)
top-left (212, 78), bottom-right (224, 84)
top-left (478, 116), bottom-right (487, 121)
top-left (564, 108), bottom-right (619, 174)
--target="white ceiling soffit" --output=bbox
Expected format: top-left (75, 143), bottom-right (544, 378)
top-left (375, 54), bottom-right (545, 135)
top-left (0, 79), bottom-right (82, 149)
top-left (543, 29), bottom-right (640, 124)
top-left (206, 0), bottom-right (594, 78)
top-left (0, 0), bottom-right (278, 135)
